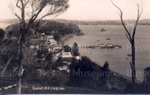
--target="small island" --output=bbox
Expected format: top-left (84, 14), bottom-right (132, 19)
top-left (100, 28), bottom-right (107, 32)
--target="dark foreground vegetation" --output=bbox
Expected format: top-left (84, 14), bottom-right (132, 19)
top-left (1, 54), bottom-right (150, 94)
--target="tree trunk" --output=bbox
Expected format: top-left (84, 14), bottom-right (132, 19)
top-left (17, 75), bottom-right (22, 94)
top-left (17, 47), bottom-right (23, 94)
top-left (131, 41), bottom-right (136, 88)
top-left (17, 29), bottom-right (25, 94)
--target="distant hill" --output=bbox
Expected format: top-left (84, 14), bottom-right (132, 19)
top-left (0, 19), bottom-right (19, 24)
top-left (55, 19), bottom-right (150, 25)
top-left (1, 19), bottom-right (150, 25)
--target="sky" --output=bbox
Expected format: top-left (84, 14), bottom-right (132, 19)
top-left (0, 0), bottom-right (150, 21)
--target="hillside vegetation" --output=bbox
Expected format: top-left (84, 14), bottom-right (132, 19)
top-left (5, 20), bottom-right (81, 41)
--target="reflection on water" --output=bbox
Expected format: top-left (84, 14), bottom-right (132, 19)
top-left (65, 25), bottom-right (150, 81)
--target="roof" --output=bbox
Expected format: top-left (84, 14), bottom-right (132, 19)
top-left (76, 56), bottom-right (82, 60)
top-left (61, 52), bottom-right (73, 58)
top-left (47, 35), bottom-right (53, 39)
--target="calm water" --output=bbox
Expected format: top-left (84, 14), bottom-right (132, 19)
top-left (65, 25), bottom-right (150, 81)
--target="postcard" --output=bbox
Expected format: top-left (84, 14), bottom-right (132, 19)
top-left (0, 0), bottom-right (149, 94)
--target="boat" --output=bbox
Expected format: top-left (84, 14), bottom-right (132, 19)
top-left (99, 44), bottom-right (106, 48)
top-left (106, 44), bottom-right (114, 48)
top-left (115, 45), bottom-right (122, 48)
top-left (106, 38), bottom-right (111, 40)
top-left (99, 43), bottom-right (122, 49)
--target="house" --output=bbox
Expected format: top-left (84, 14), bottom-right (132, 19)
top-left (61, 52), bottom-right (73, 62)
top-left (53, 46), bottom-right (62, 51)
top-left (56, 53), bottom-right (61, 57)
top-left (75, 56), bottom-right (82, 60)
top-left (30, 39), bottom-right (46, 43)
top-left (58, 66), bottom-right (68, 71)
top-left (40, 33), bottom-right (46, 39)
top-left (63, 61), bottom-right (71, 65)
top-left (30, 45), bottom-right (35, 49)
top-left (48, 48), bottom-right (53, 52)
top-left (29, 44), bottom-right (40, 50)
top-left (52, 53), bottom-right (61, 61)
top-left (49, 39), bottom-right (57, 46)
top-left (35, 45), bottom-right (40, 49)
top-left (45, 40), bottom-right (51, 47)
top-left (47, 35), bottom-right (53, 39)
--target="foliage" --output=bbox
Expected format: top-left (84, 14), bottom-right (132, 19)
top-left (143, 67), bottom-right (150, 88)
top-left (5, 21), bottom-right (81, 42)
top-left (32, 20), bottom-right (81, 40)
top-left (64, 45), bottom-right (71, 52)
top-left (72, 42), bottom-right (79, 56)
top-left (0, 28), bottom-right (5, 39)
top-left (69, 56), bottom-right (106, 88)
top-left (0, 28), bottom-right (5, 45)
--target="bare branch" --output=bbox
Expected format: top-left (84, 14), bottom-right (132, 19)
top-left (15, 13), bottom-right (22, 21)
top-left (132, 1), bottom-right (143, 39)
top-left (26, 6), bottom-right (45, 31)
top-left (35, 11), bottom-right (62, 33)
top-left (9, 3), bottom-right (22, 22)
top-left (126, 34), bottom-right (132, 43)
top-left (139, 6), bottom-right (143, 18)
top-left (111, 0), bottom-right (122, 13)
top-left (24, 0), bottom-right (30, 6)
top-left (16, 0), bottom-right (22, 10)
top-left (111, 0), bottom-right (132, 42)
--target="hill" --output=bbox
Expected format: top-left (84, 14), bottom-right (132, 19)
top-left (4, 20), bottom-right (82, 42)
top-left (0, 19), bottom-right (19, 24)
top-left (1, 19), bottom-right (150, 26)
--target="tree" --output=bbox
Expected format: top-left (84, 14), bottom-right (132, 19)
top-left (3, 0), bottom-right (69, 93)
top-left (111, 0), bottom-right (143, 88)
top-left (53, 33), bottom-right (61, 41)
top-left (0, 28), bottom-right (5, 39)
top-left (102, 61), bottom-right (110, 71)
top-left (143, 67), bottom-right (150, 85)
top-left (64, 45), bottom-right (72, 52)
top-left (0, 28), bottom-right (5, 44)
top-left (72, 42), bottom-right (80, 56)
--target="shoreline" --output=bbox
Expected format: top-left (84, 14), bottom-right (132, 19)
top-left (61, 33), bottom-right (143, 84)
top-left (59, 34), bottom-right (74, 45)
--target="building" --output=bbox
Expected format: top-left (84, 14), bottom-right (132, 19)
top-left (47, 35), bottom-right (54, 39)
top-left (53, 46), bottom-right (62, 51)
top-left (61, 52), bottom-right (73, 62)
top-left (49, 39), bottom-right (57, 46)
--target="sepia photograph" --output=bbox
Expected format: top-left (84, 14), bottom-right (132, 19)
top-left (0, 0), bottom-right (150, 94)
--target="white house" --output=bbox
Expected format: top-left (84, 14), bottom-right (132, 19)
top-left (30, 45), bottom-right (35, 49)
top-left (49, 39), bottom-right (57, 46)
top-left (53, 46), bottom-right (62, 51)
top-left (61, 52), bottom-right (73, 62)
top-left (58, 66), bottom-right (68, 71)
top-left (75, 56), bottom-right (82, 60)
top-left (47, 35), bottom-right (54, 39)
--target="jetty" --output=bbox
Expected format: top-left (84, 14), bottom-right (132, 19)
top-left (82, 44), bottom-right (122, 49)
